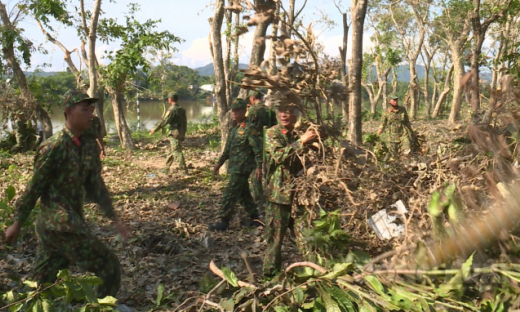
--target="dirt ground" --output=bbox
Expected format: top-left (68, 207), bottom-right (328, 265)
top-left (0, 118), bottom-right (470, 311)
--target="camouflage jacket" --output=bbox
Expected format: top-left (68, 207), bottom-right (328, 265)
top-left (153, 104), bottom-right (187, 139)
top-left (378, 106), bottom-right (413, 143)
top-left (217, 121), bottom-right (262, 175)
top-left (247, 104), bottom-right (277, 133)
top-left (82, 116), bottom-right (102, 142)
top-left (14, 126), bottom-right (115, 233)
top-left (264, 124), bottom-right (303, 205)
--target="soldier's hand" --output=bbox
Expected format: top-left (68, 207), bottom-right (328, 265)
top-left (5, 221), bottom-right (21, 245)
top-left (100, 150), bottom-right (105, 160)
top-left (301, 128), bottom-right (318, 145)
top-left (150, 129), bottom-right (155, 135)
top-left (255, 168), bottom-right (262, 181)
top-left (213, 165), bottom-right (221, 176)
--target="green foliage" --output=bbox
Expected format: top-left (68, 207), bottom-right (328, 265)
top-left (99, 4), bottom-right (183, 89)
top-left (0, 184), bottom-right (16, 231)
top-left (0, 270), bottom-right (118, 311)
top-left (428, 183), bottom-right (462, 238)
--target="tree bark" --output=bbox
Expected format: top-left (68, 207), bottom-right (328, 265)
top-left (237, 0), bottom-right (276, 99)
top-left (432, 64), bottom-right (454, 118)
top-left (348, 0), bottom-right (367, 145)
top-left (107, 86), bottom-right (134, 149)
top-left (0, 1), bottom-right (52, 139)
top-left (339, 12), bottom-right (349, 124)
top-left (87, 0), bottom-right (102, 98)
top-left (209, 0), bottom-right (229, 157)
top-left (448, 51), bottom-right (465, 123)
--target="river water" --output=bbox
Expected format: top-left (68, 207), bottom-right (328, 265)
top-left (48, 99), bottom-right (216, 133)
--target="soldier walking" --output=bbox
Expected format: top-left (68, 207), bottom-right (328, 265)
top-left (262, 103), bottom-right (318, 277)
top-left (246, 93), bottom-right (277, 209)
top-left (151, 93), bottom-right (188, 173)
top-left (5, 89), bottom-right (130, 298)
top-left (209, 99), bottom-right (263, 231)
top-left (377, 94), bottom-right (415, 160)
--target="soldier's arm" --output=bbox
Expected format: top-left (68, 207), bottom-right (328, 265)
top-left (152, 109), bottom-right (173, 132)
top-left (265, 131), bottom-right (301, 166)
top-left (248, 128), bottom-right (263, 169)
top-left (216, 131), bottom-right (232, 167)
top-left (377, 113), bottom-right (388, 135)
top-left (402, 109), bottom-right (414, 134)
top-left (84, 162), bottom-right (116, 220)
top-left (14, 143), bottom-right (59, 225)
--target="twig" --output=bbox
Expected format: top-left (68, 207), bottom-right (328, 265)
top-left (198, 280), bottom-right (226, 312)
top-left (0, 279), bottom-right (62, 311)
top-left (171, 296), bottom-right (200, 312)
top-left (241, 251), bottom-right (256, 284)
top-left (202, 300), bottom-right (224, 311)
top-left (263, 279), bottom-right (315, 311)
top-left (285, 262), bottom-right (327, 274)
top-left (209, 260), bottom-right (256, 288)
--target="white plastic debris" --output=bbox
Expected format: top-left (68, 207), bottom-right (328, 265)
top-left (368, 200), bottom-right (408, 240)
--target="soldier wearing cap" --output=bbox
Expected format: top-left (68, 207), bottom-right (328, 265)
top-left (209, 98), bottom-right (263, 231)
top-left (151, 93), bottom-right (188, 174)
top-left (377, 94), bottom-right (414, 160)
top-left (262, 103), bottom-right (319, 277)
top-left (5, 89), bottom-right (130, 298)
top-left (246, 93), bottom-right (278, 209)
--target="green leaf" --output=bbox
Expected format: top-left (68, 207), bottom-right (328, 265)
top-left (293, 287), bottom-right (305, 304)
top-left (325, 285), bottom-right (356, 312)
top-left (364, 276), bottom-right (386, 296)
top-left (346, 250), bottom-right (371, 265)
top-left (435, 253), bottom-right (474, 297)
top-left (56, 270), bottom-right (70, 279)
top-left (98, 296), bottom-right (118, 306)
top-left (78, 281), bottom-right (98, 304)
top-left (274, 307), bottom-right (290, 312)
top-left (76, 275), bottom-right (103, 286)
top-left (428, 191), bottom-right (442, 217)
top-left (23, 280), bottom-right (38, 288)
top-left (5, 186), bottom-right (16, 202)
top-left (301, 301), bottom-right (314, 309)
top-left (221, 267), bottom-right (239, 288)
top-left (155, 284), bottom-right (165, 306)
top-left (359, 301), bottom-right (377, 312)
top-left (220, 298), bottom-right (234, 312)
top-left (317, 286), bottom-right (341, 312)
top-left (322, 263), bottom-right (354, 280)
top-left (41, 299), bottom-right (54, 312)
top-left (0, 201), bottom-right (9, 211)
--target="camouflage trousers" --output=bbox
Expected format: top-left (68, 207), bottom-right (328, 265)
top-left (249, 170), bottom-right (264, 212)
top-left (33, 228), bottom-right (121, 297)
top-left (263, 202), bottom-right (307, 277)
top-left (12, 130), bottom-right (32, 152)
top-left (165, 136), bottom-right (187, 172)
top-left (385, 141), bottom-right (402, 161)
top-left (219, 173), bottom-right (258, 222)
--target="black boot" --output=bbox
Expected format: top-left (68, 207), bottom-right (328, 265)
top-left (241, 216), bottom-right (263, 228)
top-left (209, 219), bottom-right (229, 231)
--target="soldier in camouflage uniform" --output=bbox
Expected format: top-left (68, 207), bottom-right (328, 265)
top-left (83, 115), bottom-right (105, 165)
top-left (5, 89), bottom-right (130, 298)
top-left (377, 94), bottom-right (414, 160)
top-left (263, 103), bottom-right (318, 277)
top-left (246, 93), bottom-right (278, 208)
top-left (151, 94), bottom-right (188, 174)
top-left (11, 111), bottom-right (32, 153)
top-left (209, 99), bottom-right (263, 231)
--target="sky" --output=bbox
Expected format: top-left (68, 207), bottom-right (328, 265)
top-left (11, 0), bottom-right (374, 72)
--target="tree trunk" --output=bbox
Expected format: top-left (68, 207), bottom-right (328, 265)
top-left (432, 64), bottom-right (454, 118)
top-left (96, 86), bottom-right (107, 136)
top-left (0, 1), bottom-right (53, 138)
top-left (209, 0), bottom-right (229, 161)
top-left (35, 104), bottom-right (53, 140)
top-left (339, 12), bottom-right (349, 124)
top-left (237, 0), bottom-right (276, 99)
top-left (108, 87), bottom-right (134, 149)
top-left (87, 0), bottom-right (102, 98)
top-left (449, 52), bottom-right (465, 123)
top-left (348, 0), bottom-right (367, 145)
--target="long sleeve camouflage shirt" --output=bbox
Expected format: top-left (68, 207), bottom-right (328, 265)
top-left (14, 126), bottom-right (115, 233)
top-left (264, 124), bottom-right (303, 205)
top-left (378, 106), bottom-right (413, 143)
top-left (246, 104), bottom-right (277, 133)
top-left (217, 121), bottom-right (262, 175)
top-left (153, 104), bottom-right (186, 134)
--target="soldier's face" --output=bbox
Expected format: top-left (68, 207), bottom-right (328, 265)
top-left (67, 102), bottom-right (94, 132)
top-left (389, 99), bottom-right (398, 107)
top-left (278, 108), bottom-right (297, 128)
top-left (231, 108), bottom-right (246, 123)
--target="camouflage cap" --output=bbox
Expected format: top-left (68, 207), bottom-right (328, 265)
top-left (230, 98), bottom-right (248, 110)
top-left (388, 93), bottom-right (399, 100)
top-left (168, 93), bottom-right (177, 99)
top-left (62, 89), bottom-right (98, 110)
